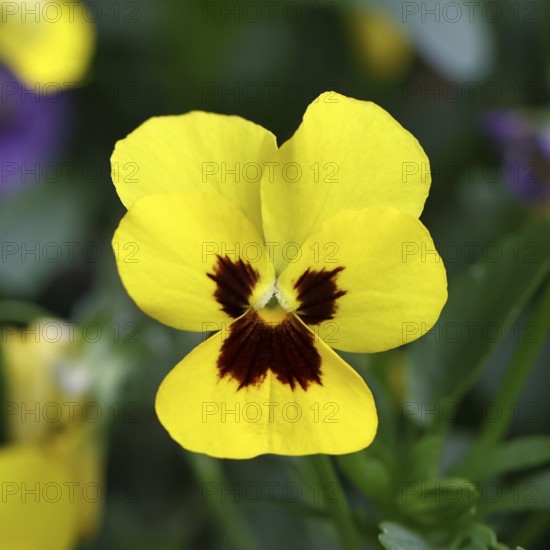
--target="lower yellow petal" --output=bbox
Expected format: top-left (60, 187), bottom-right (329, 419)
top-left (277, 207), bottom-right (447, 353)
top-left (155, 326), bottom-right (378, 459)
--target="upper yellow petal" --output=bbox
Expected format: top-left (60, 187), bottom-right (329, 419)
top-left (155, 325), bottom-right (377, 459)
top-left (111, 112), bottom-right (277, 235)
top-left (261, 92), bottom-right (431, 272)
top-left (0, 0), bottom-right (95, 87)
top-left (113, 192), bottom-right (275, 332)
top-left (277, 207), bottom-right (447, 353)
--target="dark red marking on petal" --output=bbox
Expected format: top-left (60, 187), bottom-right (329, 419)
top-left (217, 311), bottom-right (322, 391)
top-left (294, 267), bottom-right (347, 325)
top-left (207, 255), bottom-right (259, 319)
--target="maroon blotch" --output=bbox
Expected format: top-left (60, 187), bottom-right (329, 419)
top-left (294, 267), bottom-right (346, 325)
top-left (207, 255), bottom-right (259, 318)
top-left (217, 310), bottom-right (322, 390)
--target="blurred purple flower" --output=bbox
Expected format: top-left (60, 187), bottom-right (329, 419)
top-left (484, 110), bottom-right (550, 205)
top-left (0, 67), bottom-right (69, 195)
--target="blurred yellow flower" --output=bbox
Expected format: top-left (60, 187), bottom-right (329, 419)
top-left (111, 92), bottom-right (447, 459)
top-left (0, 0), bottom-right (95, 88)
top-left (350, 8), bottom-right (413, 80)
top-left (0, 320), bottom-right (105, 549)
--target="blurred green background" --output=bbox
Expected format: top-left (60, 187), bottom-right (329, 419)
top-left (1, 0), bottom-right (550, 549)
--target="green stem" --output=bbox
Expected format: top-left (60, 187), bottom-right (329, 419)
top-left (459, 280), bottom-right (550, 479)
top-left (310, 454), bottom-right (363, 550)
top-left (186, 453), bottom-right (259, 550)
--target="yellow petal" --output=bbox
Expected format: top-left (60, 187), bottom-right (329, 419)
top-left (277, 207), bottom-right (447, 353)
top-left (261, 92), bottom-right (430, 271)
top-left (155, 325), bottom-right (377, 459)
top-left (111, 111), bottom-right (277, 234)
top-left (113, 192), bottom-right (275, 332)
top-left (0, 0), bottom-right (95, 87)
top-left (0, 444), bottom-right (79, 550)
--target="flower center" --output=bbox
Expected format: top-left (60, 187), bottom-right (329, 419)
top-left (257, 299), bottom-right (287, 324)
top-left (263, 294), bottom-right (279, 310)
top-left (206, 255), bottom-right (346, 390)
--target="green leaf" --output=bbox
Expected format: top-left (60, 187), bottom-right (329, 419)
top-left (405, 220), bottom-right (550, 424)
top-left (379, 522), bottom-right (435, 550)
top-left (454, 523), bottom-right (526, 550)
top-left (478, 470), bottom-right (550, 515)
top-left (463, 523), bottom-right (499, 546)
top-left (487, 436), bottom-right (550, 477)
top-left (454, 282), bottom-right (550, 480)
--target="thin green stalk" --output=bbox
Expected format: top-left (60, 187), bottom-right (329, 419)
top-left (186, 453), bottom-right (258, 550)
top-left (310, 454), bottom-right (363, 550)
top-left (459, 280), bottom-right (550, 479)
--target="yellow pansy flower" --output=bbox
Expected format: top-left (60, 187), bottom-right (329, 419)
top-left (0, 322), bottom-right (105, 549)
top-left (112, 92), bottom-right (447, 459)
top-left (0, 0), bottom-right (95, 87)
